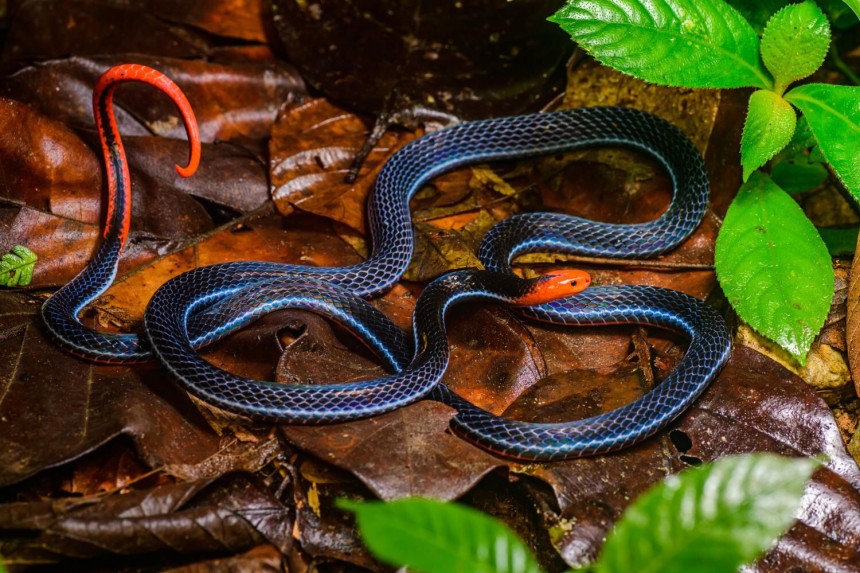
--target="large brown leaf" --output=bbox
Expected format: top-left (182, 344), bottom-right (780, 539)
top-left (270, 98), bottom-right (423, 233)
top-left (0, 96), bottom-right (272, 287)
top-left (0, 474), bottom-right (290, 567)
top-left (847, 232), bottom-right (860, 396)
top-left (3, 55), bottom-right (305, 147)
top-left (283, 401), bottom-right (504, 501)
top-left (0, 291), bottom-right (221, 487)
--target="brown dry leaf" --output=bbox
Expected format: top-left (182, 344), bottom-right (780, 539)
top-left (0, 291), bottom-right (222, 487)
top-left (121, 136), bottom-right (270, 215)
top-left (3, 55), bottom-right (305, 148)
top-left (283, 401), bottom-right (503, 501)
top-left (4, 0), bottom-right (215, 62)
top-left (404, 216), bottom-right (489, 282)
top-left (289, 462), bottom-right (380, 570)
top-left (0, 474), bottom-right (290, 566)
top-left (269, 98), bottom-right (423, 233)
top-left (0, 95), bottom-right (272, 287)
top-left (4, 0), bottom-right (269, 62)
top-left (0, 203), bottom-right (168, 288)
top-left (847, 232), bottom-right (860, 396)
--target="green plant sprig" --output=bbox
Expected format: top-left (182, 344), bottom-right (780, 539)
top-left (550, 0), bottom-right (860, 363)
top-left (0, 245), bottom-right (37, 287)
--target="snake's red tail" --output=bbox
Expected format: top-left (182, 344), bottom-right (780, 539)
top-left (93, 64), bottom-right (201, 245)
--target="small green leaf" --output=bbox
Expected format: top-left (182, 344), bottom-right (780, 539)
top-left (787, 83), bottom-right (860, 201)
top-left (0, 245), bottom-right (37, 288)
top-left (840, 0), bottom-right (860, 20)
top-left (340, 498), bottom-right (542, 573)
top-left (761, 1), bottom-right (831, 91)
top-left (715, 173), bottom-right (833, 362)
top-left (741, 90), bottom-right (797, 180)
top-left (596, 454), bottom-right (820, 573)
top-left (549, 0), bottom-right (772, 89)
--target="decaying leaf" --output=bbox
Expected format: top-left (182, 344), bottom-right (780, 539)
top-left (283, 401), bottom-right (504, 502)
top-left (0, 291), bottom-right (222, 487)
top-left (0, 474), bottom-right (290, 566)
top-left (848, 232), bottom-right (860, 396)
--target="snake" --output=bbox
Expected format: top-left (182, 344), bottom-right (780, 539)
top-left (43, 64), bottom-right (731, 460)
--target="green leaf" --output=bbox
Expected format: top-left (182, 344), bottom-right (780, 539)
top-left (0, 245), bottom-right (37, 288)
top-left (549, 0), bottom-right (772, 89)
top-left (761, 1), bottom-right (830, 92)
top-left (840, 0), bottom-right (860, 20)
top-left (741, 90), bottom-right (797, 180)
top-left (786, 83), bottom-right (860, 200)
top-left (715, 173), bottom-right (833, 362)
top-left (596, 454), bottom-right (820, 573)
top-left (340, 498), bottom-right (542, 573)
top-left (818, 226), bottom-right (859, 256)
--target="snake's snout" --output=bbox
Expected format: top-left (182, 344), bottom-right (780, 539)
top-left (514, 269), bottom-right (591, 307)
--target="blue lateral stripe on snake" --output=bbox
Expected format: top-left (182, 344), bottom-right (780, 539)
top-left (42, 65), bottom-right (731, 460)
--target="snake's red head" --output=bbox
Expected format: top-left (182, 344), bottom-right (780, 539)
top-left (515, 269), bottom-right (592, 307)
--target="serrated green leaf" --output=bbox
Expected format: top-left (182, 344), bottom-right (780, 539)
top-left (741, 90), bottom-right (797, 180)
top-left (761, 1), bottom-right (830, 92)
top-left (715, 173), bottom-right (832, 362)
top-left (0, 245), bottom-right (37, 288)
top-left (786, 83), bottom-right (860, 200)
top-left (596, 454), bottom-right (820, 573)
top-left (780, 115), bottom-right (817, 156)
top-left (549, 0), bottom-right (772, 89)
top-left (340, 498), bottom-right (542, 573)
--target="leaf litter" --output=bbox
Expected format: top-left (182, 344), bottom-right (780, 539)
top-left (0, 1), bottom-right (858, 571)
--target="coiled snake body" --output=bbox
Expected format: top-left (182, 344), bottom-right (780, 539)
top-left (43, 65), bottom-right (731, 461)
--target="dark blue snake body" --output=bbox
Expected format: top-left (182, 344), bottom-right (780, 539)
top-left (44, 105), bottom-right (731, 460)
top-left (436, 286), bottom-right (731, 460)
top-left (146, 270), bottom-right (561, 422)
